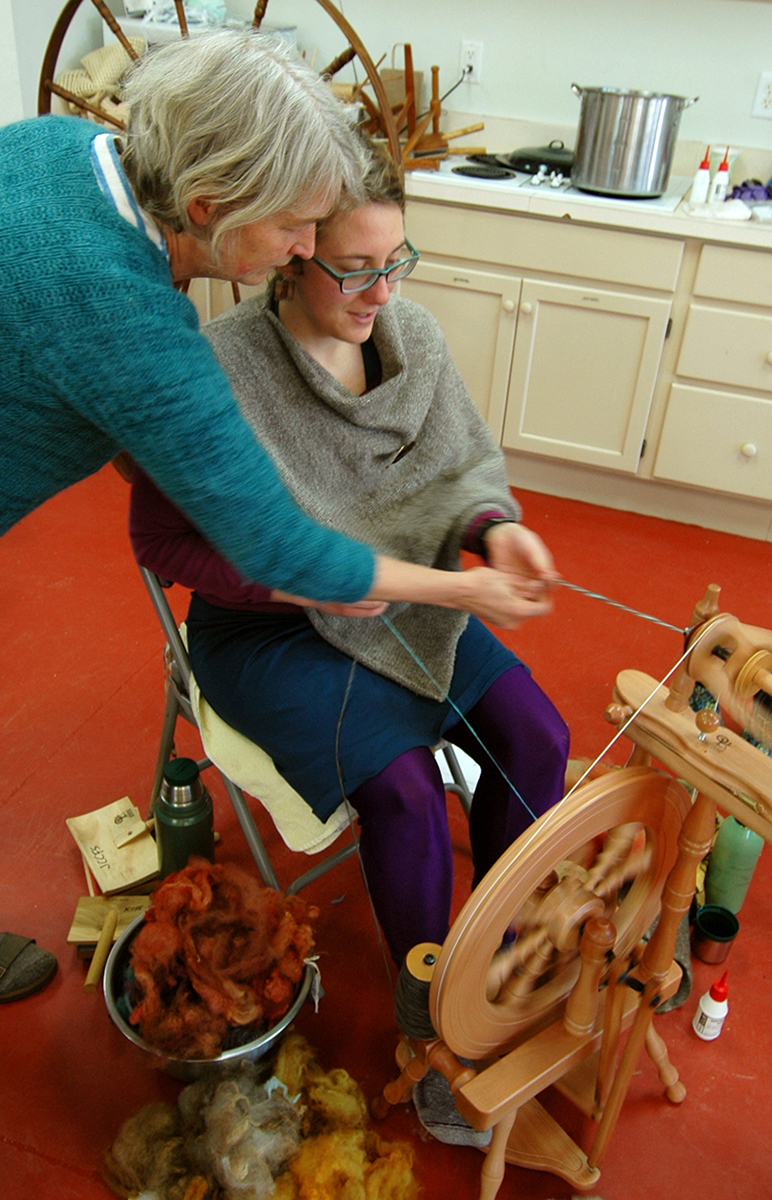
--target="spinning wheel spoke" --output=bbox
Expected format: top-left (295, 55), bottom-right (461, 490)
top-left (591, 839), bottom-right (654, 901)
top-left (484, 825), bottom-right (651, 1011)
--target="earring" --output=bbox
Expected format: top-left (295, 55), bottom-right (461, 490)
top-left (273, 274), bottom-right (295, 301)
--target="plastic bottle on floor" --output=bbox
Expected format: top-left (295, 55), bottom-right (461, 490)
top-left (692, 971), bottom-right (729, 1041)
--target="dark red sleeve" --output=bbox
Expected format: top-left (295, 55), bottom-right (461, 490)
top-left (463, 510), bottom-right (513, 558)
top-left (128, 465), bottom-right (278, 607)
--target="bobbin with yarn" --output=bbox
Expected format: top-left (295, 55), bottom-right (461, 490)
top-left (394, 943), bottom-right (441, 1040)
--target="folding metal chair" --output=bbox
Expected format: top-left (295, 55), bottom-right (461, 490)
top-left (138, 567), bottom-right (473, 894)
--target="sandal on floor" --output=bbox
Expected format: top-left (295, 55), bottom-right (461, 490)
top-left (0, 933), bottom-right (58, 1002)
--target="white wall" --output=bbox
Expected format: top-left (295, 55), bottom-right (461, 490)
top-left (0, 0), bottom-right (23, 125)
top-left (233, 0), bottom-right (772, 157)
top-left (1, 0), bottom-right (102, 125)
top-left (6, 0), bottom-right (772, 165)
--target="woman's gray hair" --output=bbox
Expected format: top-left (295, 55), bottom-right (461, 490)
top-left (120, 29), bottom-right (367, 253)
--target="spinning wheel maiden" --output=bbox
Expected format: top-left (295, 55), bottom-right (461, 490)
top-left (376, 585), bottom-right (772, 1199)
top-left (38, 0), bottom-right (401, 166)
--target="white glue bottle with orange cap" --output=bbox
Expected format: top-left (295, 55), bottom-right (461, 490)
top-left (692, 971), bottom-right (729, 1041)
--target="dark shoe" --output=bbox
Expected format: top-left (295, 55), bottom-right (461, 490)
top-left (0, 933), bottom-right (57, 1002)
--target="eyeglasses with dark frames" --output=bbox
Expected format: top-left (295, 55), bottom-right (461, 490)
top-left (311, 238), bottom-right (420, 294)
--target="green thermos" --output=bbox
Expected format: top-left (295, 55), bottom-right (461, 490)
top-left (154, 758), bottom-right (215, 879)
top-left (704, 814), bottom-right (764, 914)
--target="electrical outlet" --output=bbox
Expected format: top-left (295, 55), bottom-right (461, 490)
top-left (460, 40), bottom-right (483, 85)
top-left (752, 71), bottom-right (772, 118)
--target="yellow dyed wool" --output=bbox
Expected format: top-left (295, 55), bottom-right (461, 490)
top-left (275, 1033), bottom-right (368, 1132)
top-left (275, 1128), bottom-right (419, 1200)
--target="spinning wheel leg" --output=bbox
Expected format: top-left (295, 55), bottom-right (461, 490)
top-left (588, 786), bottom-right (716, 1167)
top-left (480, 1109), bottom-right (518, 1200)
top-left (645, 1022), bottom-right (686, 1104)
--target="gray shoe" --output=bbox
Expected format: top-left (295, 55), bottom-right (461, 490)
top-left (413, 1066), bottom-right (492, 1149)
top-left (0, 933), bottom-right (57, 1002)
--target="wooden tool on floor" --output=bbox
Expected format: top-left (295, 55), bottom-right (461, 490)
top-left (68, 894), bottom-right (151, 956)
top-left (84, 907), bottom-right (118, 993)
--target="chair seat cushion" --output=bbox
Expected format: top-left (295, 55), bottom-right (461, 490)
top-left (184, 630), bottom-right (351, 855)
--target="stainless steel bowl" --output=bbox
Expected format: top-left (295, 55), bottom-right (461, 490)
top-left (103, 914), bottom-right (313, 1081)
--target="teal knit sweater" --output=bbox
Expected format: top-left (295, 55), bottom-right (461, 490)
top-left (0, 117), bottom-right (374, 602)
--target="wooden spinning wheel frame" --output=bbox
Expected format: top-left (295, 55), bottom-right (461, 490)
top-left (376, 589), bottom-right (772, 1198)
top-left (38, 0), bottom-right (402, 167)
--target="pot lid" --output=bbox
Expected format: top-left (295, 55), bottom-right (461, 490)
top-left (495, 140), bottom-right (574, 175)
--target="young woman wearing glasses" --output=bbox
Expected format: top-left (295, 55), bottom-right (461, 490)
top-left (130, 140), bottom-right (569, 971)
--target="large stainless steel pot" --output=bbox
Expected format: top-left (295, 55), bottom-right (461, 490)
top-left (571, 85), bottom-right (698, 198)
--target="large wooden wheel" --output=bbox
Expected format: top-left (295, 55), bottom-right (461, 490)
top-left (38, 0), bottom-right (401, 165)
top-left (429, 766), bottom-right (691, 1060)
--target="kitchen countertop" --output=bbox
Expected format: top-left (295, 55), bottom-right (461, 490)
top-left (405, 158), bottom-right (772, 251)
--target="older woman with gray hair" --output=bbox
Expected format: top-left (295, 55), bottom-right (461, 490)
top-left (0, 29), bottom-right (555, 1003)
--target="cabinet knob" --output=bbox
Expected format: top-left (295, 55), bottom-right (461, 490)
top-left (520, 302), bottom-right (533, 315)
top-left (502, 299), bottom-right (515, 312)
top-left (767, 352), bottom-right (772, 365)
top-left (741, 443), bottom-right (758, 459)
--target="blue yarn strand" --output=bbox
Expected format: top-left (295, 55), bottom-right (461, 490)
top-left (379, 614), bottom-right (537, 823)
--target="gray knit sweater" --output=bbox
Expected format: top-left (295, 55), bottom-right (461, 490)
top-left (204, 293), bottom-right (520, 698)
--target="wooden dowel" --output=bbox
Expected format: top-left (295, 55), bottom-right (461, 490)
top-left (173, 0), bottom-right (188, 37)
top-left (43, 81), bottom-right (125, 130)
top-left (350, 52), bottom-right (387, 103)
top-left (89, 0), bottom-right (139, 60)
top-left (443, 122), bottom-right (486, 140)
top-left (84, 908), bottom-right (117, 993)
top-left (321, 45), bottom-right (356, 80)
top-left (252, 0), bottom-right (269, 28)
top-left (404, 43), bottom-right (416, 137)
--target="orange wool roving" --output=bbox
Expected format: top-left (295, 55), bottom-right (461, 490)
top-left (128, 859), bottom-right (318, 1059)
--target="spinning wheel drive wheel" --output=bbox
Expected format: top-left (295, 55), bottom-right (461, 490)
top-left (38, 0), bottom-right (401, 165)
top-left (429, 766), bottom-right (691, 1060)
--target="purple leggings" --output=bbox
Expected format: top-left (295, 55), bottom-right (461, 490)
top-left (350, 664), bottom-right (569, 965)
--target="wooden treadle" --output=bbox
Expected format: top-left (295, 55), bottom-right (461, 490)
top-left (503, 1097), bottom-right (600, 1190)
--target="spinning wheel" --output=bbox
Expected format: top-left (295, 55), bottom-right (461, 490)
top-left (38, 0), bottom-right (401, 166)
top-left (376, 585), bottom-right (772, 1198)
top-left (430, 767), bottom-right (690, 1061)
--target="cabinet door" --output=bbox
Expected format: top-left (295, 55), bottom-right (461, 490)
top-left (502, 279), bottom-right (671, 471)
top-left (400, 262), bottom-right (521, 441)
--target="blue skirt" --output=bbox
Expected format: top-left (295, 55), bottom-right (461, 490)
top-left (186, 595), bottom-right (520, 821)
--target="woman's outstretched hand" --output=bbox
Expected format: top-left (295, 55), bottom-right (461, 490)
top-left (458, 564), bottom-right (554, 628)
top-left (478, 522), bottom-right (560, 609)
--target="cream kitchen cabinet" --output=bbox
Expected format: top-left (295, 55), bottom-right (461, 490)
top-left (654, 244), bottom-right (772, 502)
top-left (403, 199), bottom-right (681, 474)
top-left (502, 278), bottom-right (671, 471)
top-left (399, 261), bottom-right (520, 439)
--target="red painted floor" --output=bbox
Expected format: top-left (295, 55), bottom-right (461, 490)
top-left (2, 465), bottom-right (771, 1199)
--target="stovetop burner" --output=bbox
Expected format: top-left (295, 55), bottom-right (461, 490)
top-left (452, 163), bottom-right (516, 180)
